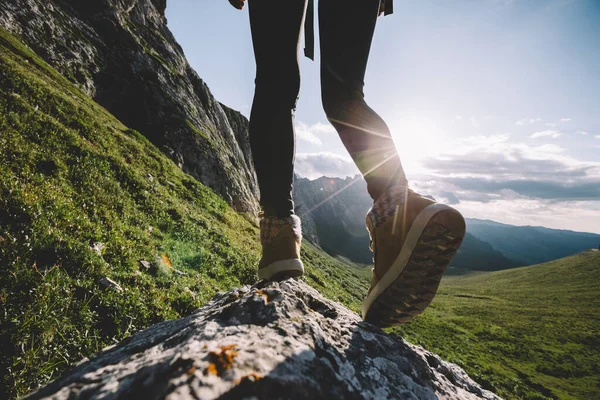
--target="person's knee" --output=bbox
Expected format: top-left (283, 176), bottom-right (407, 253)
top-left (255, 67), bottom-right (301, 109)
top-left (321, 77), bottom-right (364, 121)
top-left (322, 87), bottom-right (343, 120)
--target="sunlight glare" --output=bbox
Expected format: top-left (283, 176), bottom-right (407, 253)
top-left (387, 112), bottom-right (448, 177)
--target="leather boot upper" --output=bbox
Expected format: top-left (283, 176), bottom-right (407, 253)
top-left (259, 214), bottom-right (302, 269)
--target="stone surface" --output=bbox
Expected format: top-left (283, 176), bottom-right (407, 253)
top-left (98, 277), bottom-right (123, 292)
top-left (25, 279), bottom-right (501, 400)
top-left (0, 0), bottom-right (259, 214)
top-left (139, 260), bottom-right (153, 271)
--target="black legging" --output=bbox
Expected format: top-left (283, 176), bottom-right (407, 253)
top-left (248, 0), bottom-right (404, 218)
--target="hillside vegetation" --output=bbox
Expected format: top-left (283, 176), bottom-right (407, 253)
top-left (396, 250), bottom-right (600, 399)
top-left (0, 28), bottom-right (368, 398)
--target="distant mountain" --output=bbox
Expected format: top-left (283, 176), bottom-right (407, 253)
top-left (293, 176), bottom-right (521, 271)
top-left (466, 219), bottom-right (600, 265)
top-left (294, 175), bottom-right (373, 264)
top-left (450, 232), bottom-right (520, 271)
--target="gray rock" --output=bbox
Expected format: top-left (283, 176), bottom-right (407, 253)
top-left (0, 0), bottom-right (260, 214)
top-left (139, 259), bottom-right (153, 271)
top-left (26, 279), bottom-right (501, 400)
top-left (98, 277), bottom-right (123, 292)
top-left (91, 242), bottom-right (106, 256)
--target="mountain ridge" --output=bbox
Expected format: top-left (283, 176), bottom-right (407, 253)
top-left (467, 218), bottom-right (600, 236)
top-left (466, 218), bottom-right (600, 265)
top-left (293, 174), bottom-right (600, 269)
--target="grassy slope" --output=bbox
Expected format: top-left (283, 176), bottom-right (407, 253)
top-left (395, 250), bottom-right (600, 400)
top-left (0, 28), bottom-right (368, 398)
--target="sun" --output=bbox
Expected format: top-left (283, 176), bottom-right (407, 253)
top-left (387, 112), bottom-right (448, 176)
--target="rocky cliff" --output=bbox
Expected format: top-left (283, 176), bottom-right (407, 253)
top-left (0, 0), bottom-right (259, 213)
top-left (25, 279), bottom-right (500, 400)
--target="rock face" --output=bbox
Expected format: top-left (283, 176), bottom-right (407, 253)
top-left (26, 279), bottom-right (500, 400)
top-left (0, 0), bottom-right (259, 213)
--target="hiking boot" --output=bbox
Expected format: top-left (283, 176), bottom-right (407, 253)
top-left (362, 181), bottom-right (465, 327)
top-left (258, 213), bottom-right (304, 280)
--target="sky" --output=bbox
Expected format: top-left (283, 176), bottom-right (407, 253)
top-left (166, 0), bottom-right (600, 234)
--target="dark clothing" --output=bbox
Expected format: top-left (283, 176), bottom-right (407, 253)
top-left (248, 0), bottom-right (404, 218)
top-left (303, 0), bottom-right (393, 60)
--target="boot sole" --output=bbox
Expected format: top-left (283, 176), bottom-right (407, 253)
top-left (258, 259), bottom-right (304, 281)
top-left (362, 203), bottom-right (465, 328)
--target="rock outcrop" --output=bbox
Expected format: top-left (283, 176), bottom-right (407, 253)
top-left (26, 279), bottom-right (500, 400)
top-left (0, 0), bottom-right (259, 213)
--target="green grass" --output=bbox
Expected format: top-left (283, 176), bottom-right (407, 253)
top-left (394, 250), bottom-right (600, 400)
top-left (0, 27), bottom-right (369, 398)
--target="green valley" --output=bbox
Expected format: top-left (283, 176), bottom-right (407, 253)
top-left (396, 250), bottom-right (600, 400)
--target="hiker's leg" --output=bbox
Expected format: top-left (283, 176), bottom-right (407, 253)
top-left (319, 0), bottom-right (405, 201)
top-left (248, 0), bottom-right (308, 218)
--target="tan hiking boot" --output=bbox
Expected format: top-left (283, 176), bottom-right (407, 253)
top-left (258, 213), bottom-right (304, 280)
top-left (362, 181), bottom-right (466, 327)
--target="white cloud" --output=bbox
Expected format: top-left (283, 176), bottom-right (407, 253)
top-left (530, 130), bottom-right (562, 139)
top-left (470, 116), bottom-right (479, 128)
top-left (311, 122), bottom-right (336, 134)
top-left (424, 130), bottom-right (597, 176)
top-left (576, 130), bottom-right (589, 136)
top-left (559, 118), bottom-right (572, 123)
top-left (295, 152), bottom-right (359, 179)
top-left (516, 118), bottom-right (541, 126)
top-left (595, 135), bottom-right (600, 140)
top-left (456, 199), bottom-right (600, 234)
top-left (295, 121), bottom-right (336, 146)
top-left (461, 133), bottom-right (511, 146)
top-left (419, 133), bottom-right (600, 196)
top-left (545, 123), bottom-right (556, 127)
top-left (410, 133), bottom-right (600, 233)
